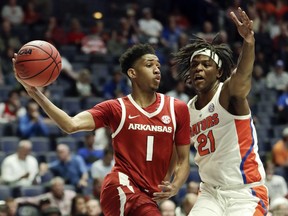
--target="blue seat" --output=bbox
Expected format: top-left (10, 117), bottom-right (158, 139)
top-left (83, 96), bottom-right (104, 109)
top-left (30, 137), bottom-right (51, 154)
top-left (0, 85), bottom-right (13, 101)
top-left (187, 167), bottom-right (201, 183)
top-left (0, 136), bottom-right (20, 154)
top-left (45, 151), bottom-right (58, 163)
top-left (19, 185), bottom-right (44, 197)
top-left (0, 185), bottom-right (12, 200)
top-left (173, 184), bottom-right (187, 205)
top-left (61, 97), bottom-right (81, 115)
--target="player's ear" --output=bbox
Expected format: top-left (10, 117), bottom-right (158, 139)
top-left (216, 67), bottom-right (223, 79)
top-left (127, 68), bottom-right (136, 79)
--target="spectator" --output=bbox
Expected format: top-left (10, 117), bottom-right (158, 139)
top-left (176, 193), bottom-right (198, 216)
top-left (119, 9), bottom-right (140, 45)
top-left (70, 195), bottom-right (87, 216)
top-left (66, 18), bottom-right (86, 48)
top-left (1, 0), bottom-right (24, 26)
top-left (44, 16), bottom-right (67, 48)
top-left (86, 199), bottom-right (102, 216)
top-left (269, 197), bottom-right (288, 216)
top-left (93, 128), bottom-right (111, 152)
top-left (266, 59), bottom-right (288, 94)
top-left (265, 160), bottom-right (288, 204)
top-left (81, 21), bottom-right (107, 55)
top-left (249, 64), bottom-right (267, 118)
top-left (161, 15), bottom-right (183, 52)
top-left (1, 140), bottom-right (38, 186)
top-left (272, 127), bottom-right (288, 181)
top-left (90, 148), bottom-right (114, 181)
top-left (16, 177), bottom-right (76, 216)
top-left (107, 29), bottom-right (128, 61)
top-left (77, 131), bottom-right (104, 169)
top-left (0, 20), bottom-right (22, 85)
top-left (5, 198), bottom-right (18, 216)
top-left (0, 89), bottom-right (25, 124)
top-left (0, 204), bottom-right (8, 216)
top-left (159, 199), bottom-right (176, 216)
top-left (138, 7), bottom-right (163, 43)
top-left (196, 20), bottom-right (217, 43)
top-left (40, 144), bottom-right (89, 193)
top-left (276, 84), bottom-right (288, 124)
top-left (102, 69), bottom-right (131, 99)
top-left (23, 1), bottom-right (40, 27)
top-left (17, 99), bottom-right (49, 138)
top-left (68, 68), bottom-right (101, 99)
top-left (166, 80), bottom-right (190, 103)
top-left (186, 181), bottom-right (200, 195)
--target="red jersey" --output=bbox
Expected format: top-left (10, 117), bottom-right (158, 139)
top-left (88, 93), bottom-right (190, 194)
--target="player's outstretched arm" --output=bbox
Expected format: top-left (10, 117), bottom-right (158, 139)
top-left (227, 7), bottom-right (255, 98)
top-left (12, 56), bottom-right (95, 134)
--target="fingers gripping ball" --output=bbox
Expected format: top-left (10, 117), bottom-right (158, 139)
top-left (15, 40), bottom-right (62, 87)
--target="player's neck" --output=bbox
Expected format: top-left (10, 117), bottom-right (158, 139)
top-left (130, 91), bottom-right (157, 108)
top-left (196, 82), bottom-right (219, 109)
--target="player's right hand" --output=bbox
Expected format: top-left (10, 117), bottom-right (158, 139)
top-left (12, 53), bottom-right (36, 92)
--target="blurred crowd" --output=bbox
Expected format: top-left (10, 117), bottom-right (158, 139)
top-left (1, 0), bottom-right (288, 215)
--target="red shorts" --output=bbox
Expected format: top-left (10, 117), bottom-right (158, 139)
top-left (100, 172), bottom-right (161, 216)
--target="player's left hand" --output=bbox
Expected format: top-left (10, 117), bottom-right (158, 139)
top-left (152, 181), bottom-right (178, 202)
top-left (230, 7), bottom-right (254, 44)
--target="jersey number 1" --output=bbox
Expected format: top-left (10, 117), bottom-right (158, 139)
top-left (197, 130), bottom-right (215, 156)
top-left (146, 136), bottom-right (154, 161)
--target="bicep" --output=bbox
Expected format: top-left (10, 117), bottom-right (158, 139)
top-left (70, 111), bottom-right (96, 132)
top-left (228, 69), bottom-right (252, 98)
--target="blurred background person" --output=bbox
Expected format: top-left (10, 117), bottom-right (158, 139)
top-left (16, 177), bottom-right (76, 216)
top-left (1, 139), bottom-right (38, 187)
top-left (70, 194), bottom-right (88, 216)
top-left (40, 144), bottom-right (89, 193)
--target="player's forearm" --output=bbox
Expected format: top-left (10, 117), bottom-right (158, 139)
top-left (237, 39), bottom-right (255, 78)
top-left (27, 88), bottom-right (76, 134)
top-left (171, 158), bottom-right (190, 191)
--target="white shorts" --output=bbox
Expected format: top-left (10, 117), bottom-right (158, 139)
top-left (188, 182), bottom-right (269, 216)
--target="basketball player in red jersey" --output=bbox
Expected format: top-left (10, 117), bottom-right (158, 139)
top-left (12, 44), bottom-right (191, 216)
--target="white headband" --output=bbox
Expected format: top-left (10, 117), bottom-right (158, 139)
top-left (190, 48), bottom-right (222, 68)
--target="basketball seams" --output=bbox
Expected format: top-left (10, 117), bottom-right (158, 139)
top-left (20, 61), bottom-right (54, 79)
top-left (16, 40), bottom-right (62, 87)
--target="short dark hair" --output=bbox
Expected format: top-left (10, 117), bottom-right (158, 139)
top-left (119, 44), bottom-right (155, 75)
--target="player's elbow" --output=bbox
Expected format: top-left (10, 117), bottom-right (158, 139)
top-left (59, 121), bottom-right (79, 134)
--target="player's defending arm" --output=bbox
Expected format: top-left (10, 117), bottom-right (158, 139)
top-left (12, 57), bottom-right (95, 134)
top-left (226, 7), bottom-right (255, 99)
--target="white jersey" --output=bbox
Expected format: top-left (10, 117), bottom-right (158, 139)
top-left (188, 83), bottom-right (266, 187)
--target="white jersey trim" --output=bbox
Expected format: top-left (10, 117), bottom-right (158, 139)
top-left (112, 98), bottom-right (126, 138)
top-left (170, 97), bottom-right (176, 139)
top-left (127, 93), bottom-right (164, 118)
top-left (188, 83), bottom-right (252, 120)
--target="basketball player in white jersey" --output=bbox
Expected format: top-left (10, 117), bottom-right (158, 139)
top-left (173, 7), bottom-right (269, 216)
top-left (12, 44), bottom-right (191, 216)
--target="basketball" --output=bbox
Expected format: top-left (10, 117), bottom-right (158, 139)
top-left (15, 40), bottom-right (62, 87)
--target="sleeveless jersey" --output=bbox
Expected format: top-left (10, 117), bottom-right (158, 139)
top-left (188, 83), bottom-right (266, 186)
top-left (88, 93), bottom-right (190, 195)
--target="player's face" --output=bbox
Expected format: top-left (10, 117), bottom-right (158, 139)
top-left (132, 54), bottom-right (161, 91)
top-left (190, 55), bottom-right (219, 93)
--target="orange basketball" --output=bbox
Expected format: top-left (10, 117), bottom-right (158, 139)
top-left (15, 40), bottom-right (62, 87)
